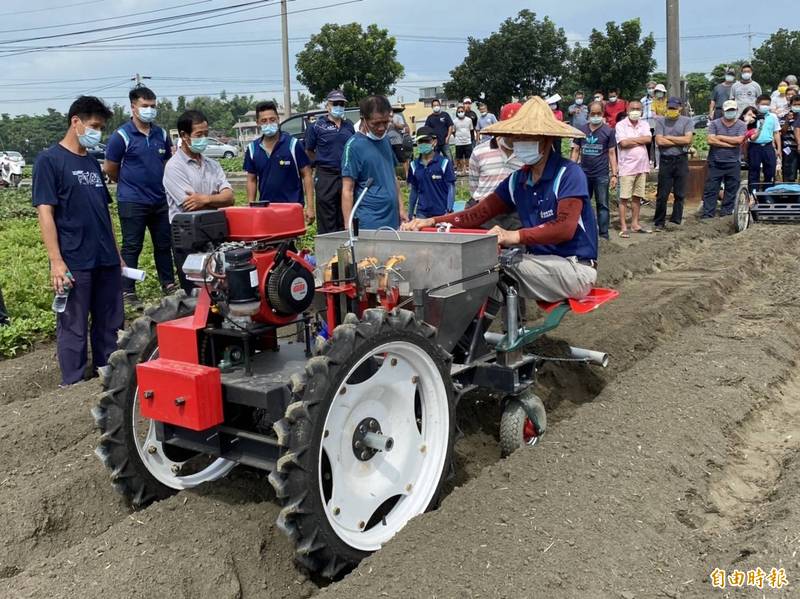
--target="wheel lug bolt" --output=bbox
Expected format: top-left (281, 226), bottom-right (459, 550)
top-left (354, 441), bottom-right (362, 448)
top-left (171, 464), bottom-right (180, 474)
top-left (147, 445), bottom-right (157, 454)
top-left (359, 425), bottom-right (366, 433)
top-left (361, 451), bottom-right (369, 460)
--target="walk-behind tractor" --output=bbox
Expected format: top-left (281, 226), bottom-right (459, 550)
top-left (734, 182), bottom-right (800, 233)
top-left (93, 201), bottom-right (617, 578)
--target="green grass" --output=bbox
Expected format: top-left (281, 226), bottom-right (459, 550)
top-left (219, 157), bottom-right (244, 173)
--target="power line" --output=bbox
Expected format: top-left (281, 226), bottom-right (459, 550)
top-left (0, 0), bottom-right (274, 45)
top-left (5, 0), bottom-right (104, 16)
top-left (0, 0), bottom-right (214, 36)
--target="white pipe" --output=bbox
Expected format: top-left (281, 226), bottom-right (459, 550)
top-left (569, 346), bottom-right (609, 368)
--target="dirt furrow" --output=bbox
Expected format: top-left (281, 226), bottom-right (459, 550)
top-left (0, 345), bottom-right (61, 406)
top-left (316, 248), bottom-right (800, 599)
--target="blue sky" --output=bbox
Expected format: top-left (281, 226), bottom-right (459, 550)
top-left (0, 0), bottom-right (789, 116)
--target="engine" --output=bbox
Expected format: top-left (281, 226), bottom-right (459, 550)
top-left (171, 205), bottom-right (315, 329)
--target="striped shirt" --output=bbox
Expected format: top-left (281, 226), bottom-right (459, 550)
top-left (468, 140), bottom-right (524, 201)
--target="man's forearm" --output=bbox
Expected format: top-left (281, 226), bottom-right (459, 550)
top-left (342, 180), bottom-right (354, 224)
top-left (36, 207), bottom-right (64, 265)
top-left (433, 192), bottom-right (509, 227)
top-left (303, 170), bottom-right (315, 212)
top-left (209, 188), bottom-right (235, 208)
top-left (246, 178), bottom-right (257, 202)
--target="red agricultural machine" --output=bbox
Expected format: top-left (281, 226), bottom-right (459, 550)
top-left (93, 200), bottom-right (616, 578)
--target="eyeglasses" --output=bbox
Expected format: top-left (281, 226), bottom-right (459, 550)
top-left (330, 101), bottom-right (346, 107)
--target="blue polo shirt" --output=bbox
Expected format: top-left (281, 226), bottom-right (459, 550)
top-left (105, 120), bottom-right (172, 204)
top-left (407, 153), bottom-right (456, 217)
top-left (341, 132), bottom-right (399, 229)
top-left (305, 115), bottom-right (355, 170)
top-left (243, 132), bottom-right (311, 204)
top-left (424, 112), bottom-right (454, 146)
top-left (495, 152), bottom-right (597, 260)
top-left (32, 144), bottom-right (119, 271)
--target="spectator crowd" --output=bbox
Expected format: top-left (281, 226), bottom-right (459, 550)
top-left (29, 63), bottom-right (800, 385)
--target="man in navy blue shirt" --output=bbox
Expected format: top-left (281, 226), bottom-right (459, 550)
top-left (305, 89), bottom-right (355, 233)
top-left (342, 96), bottom-right (407, 229)
top-left (105, 86), bottom-right (174, 310)
top-left (407, 126), bottom-right (456, 218)
top-left (404, 98), bottom-right (597, 302)
top-left (244, 101), bottom-right (314, 223)
top-left (425, 99), bottom-right (454, 159)
top-left (33, 96), bottom-right (124, 386)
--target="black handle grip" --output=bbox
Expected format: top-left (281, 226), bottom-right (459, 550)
top-left (353, 217), bottom-right (360, 237)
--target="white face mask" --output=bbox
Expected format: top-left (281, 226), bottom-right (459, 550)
top-left (513, 140), bottom-right (544, 165)
top-left (725, 74), bottom-right (735, 83)
top-left (742, 72), bottom-right (752, 81)
top-left (628, 110), bottom-right (642, 121)
top-left (433, 106), bottom-right (441, 113)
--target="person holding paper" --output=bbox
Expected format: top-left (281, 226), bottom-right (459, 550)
top-left (163, 110), bottom-right (234, 294)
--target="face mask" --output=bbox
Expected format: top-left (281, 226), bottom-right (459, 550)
top-left (433, 106), bottom-right (441, 113)
top-left (457, 111), bottom-right (465, 118)
top-left (189, 137), bottom-right (208, 153)
top-left (609, 96), bottom-right (618, 103)
top-left (655, 92), bottom-right (665, 99)
top-left (418, 142), bottom-right (434, 155)
top-left (77, 122), bottom-right (102, 148)
top-left (594, 96), bottom-right (602, 102)
top-left (742, 72), bottom-right (752, 81)
top-left (575, 98), bottom-right (583, 105)
top-left (366, 127), bottom-right (387, 141)
top-left (513, 140), bottom-right (544, 165)
top-left (589, 115), bottom-right (604, 126)
top-left (724, 110), bottom-right (738, 120)
top-left (725, 75), bottom-right (735, 83)
top-left (138, 106), bottom-right (157, 123)
top-left (778, 86), bottom-right (788, 95)
top-left (261, 123), bottom-right (279, 137)
top-left (549, 104), bottom-right (557, 111)
top-left (330, 106), bottom-right (345, 118)
top-left (628, 110), bottom-right (642, 121)
top-left (758, 105), bottom-right (770, 114)
top-left (792, 106), bottom-right (800, 114)
top-left (666, 109), bottom-right (680, 119)
top-left (647, 88), bottom-right (655, 96)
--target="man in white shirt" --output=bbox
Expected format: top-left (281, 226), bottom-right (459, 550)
top-left (163, 110), bottom-right (234, 293)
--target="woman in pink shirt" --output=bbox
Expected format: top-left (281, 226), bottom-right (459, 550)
top-left (614, 100), bottom-right (653, 237)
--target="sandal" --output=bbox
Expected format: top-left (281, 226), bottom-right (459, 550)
top-left (632, 227), bottom-right (652, 234)
top-left (619, 230), bottom-right (630, 239)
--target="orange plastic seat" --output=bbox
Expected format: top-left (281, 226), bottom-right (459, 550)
top-left (536, 287), bottom-right (619, 315)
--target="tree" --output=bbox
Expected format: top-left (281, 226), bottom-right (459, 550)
top-left (649, 72), bottom-right (668, 85)
top-left (296, 23), bottom-right (404, 103)
top-left (572, 19), bottom-right (656, 101)
top-left (444, 10), bottom-right (570, 113)
top-left (752, 29), bottom-right (800, 90)
top-left (685, 72), bottom-right (712, 115)
top-left (710, 60), bottom-right (747, 86)
top-left (293, 92), bottom-right (318, 113)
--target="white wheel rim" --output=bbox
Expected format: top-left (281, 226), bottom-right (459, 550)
top-left (736, 190), bottom-right (749, 230)
top-left (319, 340), bottom-right (449, 551)
top-left (132, 349), bottom-right (234, 490)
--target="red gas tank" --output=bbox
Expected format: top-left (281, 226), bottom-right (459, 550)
top-left (222, 204), bottom-right (305, 242)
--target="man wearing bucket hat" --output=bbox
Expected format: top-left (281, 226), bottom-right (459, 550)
top-left (403, 98), bottom-right (598, 303)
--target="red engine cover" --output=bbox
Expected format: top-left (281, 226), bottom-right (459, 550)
top-left (222, 205), bottom-right (305, 242)
top-left (252, 249), bottom-right (315, 325)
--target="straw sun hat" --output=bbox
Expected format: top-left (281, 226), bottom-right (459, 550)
top-left (482, 96), bottom-right (585, 139)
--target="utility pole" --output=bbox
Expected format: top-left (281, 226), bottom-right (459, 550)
top-left (666, 0), bottom-right (681, 100)
top-left (131, 73), bottom-right (151, 88)
top-left (280, 0), bottom-right (292, 118)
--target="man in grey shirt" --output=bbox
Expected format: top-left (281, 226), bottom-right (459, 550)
top-left (709, 68), bottom-right (735, 120)
top-left (653, 96), bottom-right (695, 229)
top-left (731, 63), bottom-right (762, 115)
top-left (163, 109), bottom-right (234, 293)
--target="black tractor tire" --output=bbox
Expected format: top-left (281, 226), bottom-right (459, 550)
top-left (92, 293), bottom-right (199, 507)
top-left (499, 393), bottom-right (547, 458)
top-left (734, 185), bottom-right (751, 233)
top-left (268, 308), bottom-right (455, 579)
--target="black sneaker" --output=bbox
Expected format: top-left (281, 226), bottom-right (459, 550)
top-left (123, 291), bottom-right (144, 311)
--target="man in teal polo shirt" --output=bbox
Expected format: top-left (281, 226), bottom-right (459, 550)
top-left (748, 94), bottom-right (781, 186)
top-left (244, 101), bottom-right (315, 223)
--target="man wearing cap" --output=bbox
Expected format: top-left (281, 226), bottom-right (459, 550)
top-left (403, 98), bottom-right (598, 303)
top-left (653, 97), bottom-right (694, 230)
top-left (407, 127), bottom-right (456, 219)
top-left (305, 90), bottom-right (355, 233)
top-left (710, 69), bottom-right (736, 121)
top-left (424, 99), bottom-right (454, 159)
top-left (463, 98), bottom-right (479, 133)
top-left (701, 100), bottom-right (747, 218)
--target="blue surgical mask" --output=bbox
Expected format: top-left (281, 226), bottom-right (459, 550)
top-left (792, 106), bottom-right (800, 114)
top-left (418, 142), bottom-right (434, 155)
top-left (138, 106), bottom-right (157, 123)
top-left (589, 115), bottom-right (604, 126)
top-left (758, 105), bottom-right (770, 114)
top-left (77, 123), bottom-right (102, 149)
top-left (261, 123), bottom-right (279, 137)
top-left (575, 98), bottom-right (584, 105)
top-left (330, 106), bottom-right (345, 119)
top-left (724, 110), bottom-right (738, 120)
top-left (513, 140), bottom-right (544, 165)
top-left (189, 137), bottom-right (209, 153)
top-left (725, 74), bottom-right (735, 83)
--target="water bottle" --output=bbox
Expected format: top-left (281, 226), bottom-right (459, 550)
top-left (52, 289), bottom-right (70, 313)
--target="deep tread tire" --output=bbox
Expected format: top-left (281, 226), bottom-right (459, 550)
top-left (269, 308), bottom-right (455, 578)
top-left (92, 293), bottom-right (199, 507)
top-left (499, 394), bottom-right (547, 458)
